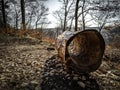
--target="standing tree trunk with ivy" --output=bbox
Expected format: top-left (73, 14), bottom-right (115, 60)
top-left (20, 0), bottom-right (26, 30)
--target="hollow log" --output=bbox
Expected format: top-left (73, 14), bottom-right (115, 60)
top-left (56, 29), bottom-right (105, 73)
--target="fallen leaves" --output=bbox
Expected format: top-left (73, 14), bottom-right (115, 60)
top-left (0, 35), bottom-right (57, 90)
top-left (0, 34), bottom-right (120, 90)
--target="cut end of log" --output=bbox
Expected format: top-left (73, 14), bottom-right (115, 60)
top-left (56, 29), bottom-right (105, 73)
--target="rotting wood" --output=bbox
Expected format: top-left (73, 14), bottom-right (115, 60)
top-left (56, 29), bottom-right (105, 73)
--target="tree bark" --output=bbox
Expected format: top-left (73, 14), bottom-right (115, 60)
top-left (20, 0), bottom-right (26, 30)
top-left (56, 30), bottom-right (105, 73)
top-left (75, 0), bottom-right (79, 31)
top-left (1, 0), bottom-right (7, 29)
top-left (63, 0), bottom-right (68, 32)
top-left (15, 12), bottom-right (18, 29)
top-left (36, 22), bottom-right (37, 30)
top-left (82, 0), bottom-right (85, 31)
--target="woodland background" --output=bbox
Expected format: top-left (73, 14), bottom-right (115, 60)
top-left (0, 0), bottom-right (120, 90)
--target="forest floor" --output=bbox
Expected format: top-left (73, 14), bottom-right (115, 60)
top-left (0, 34), bottom-right (120, 90)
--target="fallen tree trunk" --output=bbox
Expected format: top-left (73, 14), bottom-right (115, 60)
top-left (56, 29), bottom-right (105, 73)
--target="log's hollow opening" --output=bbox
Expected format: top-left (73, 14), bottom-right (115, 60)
top-left (57, 30), bottom-right (105, 73)
top-left (67, 33), bottom-right (90, 65)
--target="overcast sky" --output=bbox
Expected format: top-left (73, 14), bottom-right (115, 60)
top-left (45, 0), bottom-right (61, 28)
top-left (44, 0), bottom-right (99, 28)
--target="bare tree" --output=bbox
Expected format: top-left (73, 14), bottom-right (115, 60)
top-left (7, 0), bottom-right (23, 30)
top-left (75, 0), bottom-right (79, 31)
top-left (58, 0), bottom-right (74, 31)
top-left (77, 0), bottom-right (92, 31)
top-left (81, 0), bottom-right (86, 30)
top-left (1, 0), bottom-right (6, 29)
top-left (54, 0), bottom-right (99, 32)
top-left (74, 0), bottom-right (91, 31)
top-left (13, 4), bottom-right (21, 29)
top-left (53, 10), bottom-right (64, 29)
top-left (90, 0), bottom-right (120, 32)
top-left (63, 0), bottom-right (68, 31)
top-left (25, 1), bottom-right (36, 29)
top-left (20, 0), bottom-right (26, 30)
top-left (68, 15), bottom-right (74, 31)
top-left (34, 3), bottom-right (49, 29)
top-left (24, 0), bottom-right (49, 30)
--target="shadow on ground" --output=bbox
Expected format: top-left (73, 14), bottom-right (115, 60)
top-left (41, 55), bottom-right (100, 90)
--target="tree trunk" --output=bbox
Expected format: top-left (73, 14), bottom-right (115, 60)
top-left (75, 0), bottom-right (79, 31)
top-left (82, 7), bottom-right (85, 30)
top-left (36, 22), bottom-right (37, 30)
top-left (63, 0), bottom-right (68, 32)
top-left (56, 30), bottom-right (105, 73)
top-left (1, 0), bottom-right (7, 29)
top-left (81, 0), bottom-right (85, 31)
top-left (20, 0), bottom-right (26, 30)
top-left (15, 12), bottom-right (18, 29)
top-left (63, 12), bottom-right (67, 32)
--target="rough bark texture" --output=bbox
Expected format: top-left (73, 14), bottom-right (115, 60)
top-left (81, 0), bottom-right (85, 31)
top-left (20, 0), bottom-right (26, 30)
top-left (1, 0), bottom-right (6, 28)
top-left (63, 0), bottom-right (68, 32)
top-left (75, 0), bottom-right (79, 31)
top-left (56, 29), bottom-right (105, 73)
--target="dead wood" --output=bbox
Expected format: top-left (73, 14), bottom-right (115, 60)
top-left (56, 29), bottom-right (105, 73)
